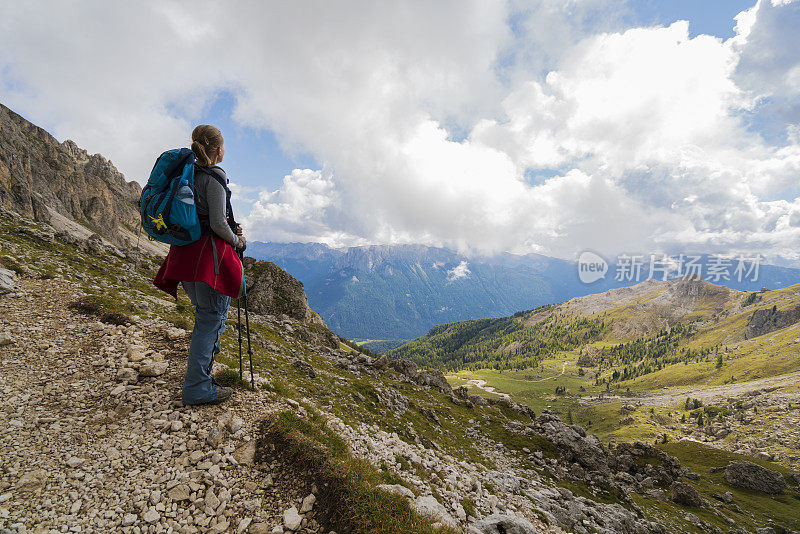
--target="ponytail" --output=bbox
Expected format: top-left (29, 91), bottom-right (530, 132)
top-left (191, 125), bottom-right (223, 166)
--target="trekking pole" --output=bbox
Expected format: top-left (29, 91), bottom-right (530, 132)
top-left (239, 250), bottom-right (255, 389)
top-left (237, 288), bottom-right (243, 382)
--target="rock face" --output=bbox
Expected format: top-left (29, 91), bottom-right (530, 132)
top-left (531, 411), bottom-right (610, 475)
top-left (724, 461), bottom-right (786, 494)
top-left (745, 304), bottom-right (800, 339)
top-left (388, 358), bottom-right (419, 378)
top-left (0, 104), bottom-right (142, 251)
top-left (468, 514), bottom-right (539, 534)
top-left (242, 258), bottom-right (325, 325)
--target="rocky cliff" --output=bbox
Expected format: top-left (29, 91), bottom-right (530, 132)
top-left (0, 103), bottom-right (161, 255)
top-left (745, 303), bottom-right (800, 339)
top-left (242, 258), bottom-right (326, 326)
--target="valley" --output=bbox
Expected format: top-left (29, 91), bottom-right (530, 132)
top-left (391, 276), bottom-right (800, 477)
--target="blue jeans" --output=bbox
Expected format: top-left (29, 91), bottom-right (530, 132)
top-left (181, 281), bottom-right (230, 405)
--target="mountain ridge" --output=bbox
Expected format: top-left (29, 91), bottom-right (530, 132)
top-left (250, 241), bottom-right (800, 341)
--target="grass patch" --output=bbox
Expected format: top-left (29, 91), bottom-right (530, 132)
top-left (260, 410), bottom-right (457, 534)
top-left (0, 254), bottom-right (25, 275)
top-left (654, 441), bottom-right (800, 532)
top-left (459, 496), bottom-right (476, 518)
top-left (68, 295), bottom-right (133, 325)
top-left (213, 367), bottom-right (253, 390)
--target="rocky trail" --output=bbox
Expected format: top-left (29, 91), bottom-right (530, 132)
top-left (0, 278), bottom-right (325, 534)
top-left (582, 371), bottom-right (800, 408)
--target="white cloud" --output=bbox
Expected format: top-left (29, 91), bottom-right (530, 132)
top-left (1, 1), bottom-right (799, 263)
top-left (446, 261), bottom-right (471, 281)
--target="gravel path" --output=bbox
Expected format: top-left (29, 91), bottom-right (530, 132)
top-left (581, 371), bottom-right (800, 408)
top-left (0, 279), bottom-right (324, 533)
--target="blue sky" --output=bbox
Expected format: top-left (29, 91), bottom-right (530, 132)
top-left (633, 0), bottom-right (755, 38)
top-left (1, 0), bottom-right (799, 263)
top-left (195, 92), bottom-right (318, 215)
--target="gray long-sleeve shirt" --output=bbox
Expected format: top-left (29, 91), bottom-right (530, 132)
top-left (194, 165), bottom-right (239, 247)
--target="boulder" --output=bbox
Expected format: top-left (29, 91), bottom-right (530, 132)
top-left (295, 324), bottom-right (340, 349)
top-left (670, 481), bottom-right (704, 507)
top-left (371, 354), bottom-right (389, 371)
top-left (292, 359), bottom-right (317, 379)
top-left (242, 258), bottom-right (325, 325)
top-left (412, 495), bottom-right (457, 528)
top-left (388, 358), bottom-right (419, 378)
top-left (0, 267), bottom-right (17, 294)
top-left (467, 514), bottom-right (539, 534)
top-left (533, 411), bottom-right (610, 475)
top-left (468, 394), bottom-right (488, 406)
top-left (724, 461), bottom-right (786, 494)
top-left (415, 369), bottom-right (453, 394)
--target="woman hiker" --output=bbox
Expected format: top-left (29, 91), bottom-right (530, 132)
top-left (154, 125), bottom-right (246, 406)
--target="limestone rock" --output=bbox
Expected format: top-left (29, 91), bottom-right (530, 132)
top-left (292, 359), bottom-right (317, 379)
top-left (139, 361), bottom-right (168, 377)
top-left (165, 327), bottom-right (187, 341)
top-left (377, 484), bottom-right (414, 499)
top-left (415, 369), bottom-right (452, 394)
top-left (0, 104), bottom-right (145, 252)
top-left (233, 441), bottom-right (256, 466)
top-left (724, 461), bottom-right (786, 494)
top-left (0, 330), bottom-right (12, 346)
top-left (283, 505), bottom-right (302, 531)
top-left (376, 387), bottom-right (409, 414)
top-left (467, 514), bottom-right (540, 534)
top-left (746, 304), bottom-right (800, 339)
top-left (142, 508), bottom-right (160, 523)
top-left (670, 481), bottom-right (704, 507)
top-left (388, 359), bottom-right (419, 378)
top-left (0, 267), bottom-right (16, 294)
top-left (168, 484), bottom-right (190, 502)
top-left (242, 258), bottom-right (325, 325)
top-left (300, 493), bottom-right (316, 513)
top-left (16, 469), bottom-right (47, 491)
top-left (412, 495), bottom-right (456, 528)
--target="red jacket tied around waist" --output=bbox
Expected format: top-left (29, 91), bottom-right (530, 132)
top-left (154, 231), bottom-right (243, 299)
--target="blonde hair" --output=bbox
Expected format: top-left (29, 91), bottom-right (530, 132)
top-left (191, 124), bottom-right (224, 166)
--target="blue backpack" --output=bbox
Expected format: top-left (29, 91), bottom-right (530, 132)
top-left (140, 148), bottom-right (202, 246)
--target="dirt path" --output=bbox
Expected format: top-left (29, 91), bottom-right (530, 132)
top-left (581, 371), bottom-right (800, 407)
top-left (0, 278), bottom-right (318, 533)
top-left (465, 378), bottom-right (511, 400)
top-left (530, 361), bottom-right (568, 383)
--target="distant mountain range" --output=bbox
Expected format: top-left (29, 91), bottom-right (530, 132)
top-left (248, 242), bottom-right (800, 341)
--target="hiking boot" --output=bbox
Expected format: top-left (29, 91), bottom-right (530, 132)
top-left (209, 386), bottom-right (233, 405)
top-left (184, 386), bottom-right (233, 406)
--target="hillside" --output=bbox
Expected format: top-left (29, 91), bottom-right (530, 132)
top-left (3, 211), bottom-right (800, 533)
top-left (1, 105), bottom-right (798, 534)
top-left (391, 277), bottom-right (800, 503)
top-left (250, 242), bottom-right (800, 343)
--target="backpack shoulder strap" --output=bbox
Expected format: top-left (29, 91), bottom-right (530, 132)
top-left (196, 165), bottom-right (238, 230)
